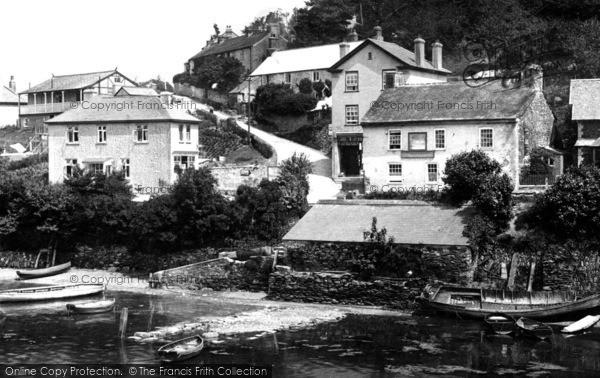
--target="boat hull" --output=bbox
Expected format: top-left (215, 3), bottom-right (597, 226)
top-left (485, 313), bottom-right (517, 335)
top-left (516, 317), bottom-right (553, 340)
top-left (0, 284), bottom-right (104, 303)
top-left (16, 262), bottom-right (72, 280)
top-left (562, 315), bottom-right (600, 333)
top-left (420, 285), bottom-right (600, 321)
top-left (66, 299), bottom-right (115, 314)
top-left (158, 336), bottom-right (204, 363)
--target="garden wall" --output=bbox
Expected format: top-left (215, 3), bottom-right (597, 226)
top-left (267, 269), bottom-right (428, 309)
top-left (211, 165), bottom-right (280, 193)
top-left (151, 256), bottom-right (273, 292)
top-left (542, 248), bottom-right (600, 292)
top-left (174, 83), bottom-right (228, 105)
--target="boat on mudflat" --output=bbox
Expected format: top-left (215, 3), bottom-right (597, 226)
top-left (66, 298), bottom-right (115, 314)
top-left (484, 313), bottom-right (517, 335)
top-left (16, 262), bottom-right (71, 280)
top-left (516, 317), bottom-right (553, 340)
top-left (562, 315), bottom-right (600, 333)
top-left (420, 285), bottom-right (600, 321)
top-left (158, 335), bottom-right (204, 363)
top-left (0, 284), bottom-right (104, 303)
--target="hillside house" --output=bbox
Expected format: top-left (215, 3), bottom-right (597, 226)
top-left (0, 76), bottom-right (26, 127)
top-left (360, 69), bottom-right (557, 189)
top-left (570, 79), bottom-right (600, 166)
top-left (19, 69), bottom-right (137, 154)
top-left (46, 91), bottom-right (200, 192)
top-left (328, 28), bottom-right (451, 179)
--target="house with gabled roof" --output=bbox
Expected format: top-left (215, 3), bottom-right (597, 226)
top-left (185, 24), bottom-right (287, 76)
top-left (569, 79), bottom-right (600, 166)
top-left (1, 76), bottom-right (26, 127)
top-left (327, 27), bottom-right (451, 179)
top-left (360, 69), bottom-right (557, 189)
top-left (46, 90), bottom-right (200, 191)
top-left (19, 69), bottom-right (137, 136)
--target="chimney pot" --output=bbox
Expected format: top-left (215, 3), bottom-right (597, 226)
top-left (414, 36), bottom-right (425, 67)
top-left (339, 42), bottom-right (350, 59)
top-left (374, 26), bottom-right (383, 41)
top-left (8, 75), bottom-right (16, 92)
top-left (432, 40), bottom-right (443, 70)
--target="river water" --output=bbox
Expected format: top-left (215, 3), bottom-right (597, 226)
top-left (2, 290), bottom-right (600, 377)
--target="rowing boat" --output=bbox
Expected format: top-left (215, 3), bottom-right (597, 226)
top-left (66, 298), bottom-right (115, 314)
top-left (516, 317), bottom-right (553, 340)
top-left (562, 315), bottom-right (600, 333)
top-left (420, 285), bottom-right (600, 321)
top-left (16, 262), bottom-right (71, 280)
top-left (0, 284), bottom-right (104, 303)
top-left (157, 336), bottom-right (204, 363)
top-left (484, 313), bottom-right (517, 335)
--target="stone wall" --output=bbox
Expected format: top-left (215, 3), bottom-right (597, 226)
top-left (210, 165), bottom-right (280, 193)
top-left (174, 83), bottom-right (229, 105)
top-left (151, 256), bottom-right (273, 292)
top-left (267, 269), bottom-right (428, 309)
top-left (542, 248), bottom-right (600, 293)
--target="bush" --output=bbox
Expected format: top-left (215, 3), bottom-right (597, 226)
top-left (6, 153), bottom-right (48, 171)
top-left (297, 78), bottom-right (313, 95)
top-left (254, 84), bottom-right (318, 116)
top-left (528, 147), bottom-right (552, 174)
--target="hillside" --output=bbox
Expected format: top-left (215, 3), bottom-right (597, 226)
top-left (0, 126), bottom-right (34, 153)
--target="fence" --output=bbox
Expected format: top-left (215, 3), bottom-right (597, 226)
top-left (519, 173), bottom-right (558, 187)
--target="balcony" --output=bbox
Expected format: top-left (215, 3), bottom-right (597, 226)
top-left (20, 101), bottom-right (80, 116)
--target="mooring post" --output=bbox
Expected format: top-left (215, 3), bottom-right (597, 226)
top-left (118, 308), bottom-right (129, 339)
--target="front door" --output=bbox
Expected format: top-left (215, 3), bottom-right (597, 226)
top-left (340, 144), bottom-right (361, 176)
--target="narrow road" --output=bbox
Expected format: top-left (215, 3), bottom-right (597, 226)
top-left (178, 96), bottom-right (341, 203)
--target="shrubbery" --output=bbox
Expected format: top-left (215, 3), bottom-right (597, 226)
top-left (254, 83), bottom-right (318, 117)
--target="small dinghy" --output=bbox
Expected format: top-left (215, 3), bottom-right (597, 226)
top-left (66, 298), bottom-right (115, 314)
top-left (16, 262), bottom-right (71, 280)
top-left (158, 336), bottom-right (204, 363)
top-left (561, 315), bottom-right (600, 334)
top-left (485, 313), bottom-right (517, 335)
top-left (516, 317), bottom-right (553, 340)
top-left (0, 284), bottom-right (104, 303)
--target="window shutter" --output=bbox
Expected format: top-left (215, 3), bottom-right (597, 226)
top-left (394, 72), bottom-right (402, 87)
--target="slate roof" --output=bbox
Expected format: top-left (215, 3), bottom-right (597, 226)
top-left (190, 31), bottom-right (270, 60)
top-left (251, 41), bottom-right (362, 76)
top-left (362, 79), bottom-right (536, 125)
top-left (46, 96), bottom-right (200, 124)
top-left (229, 76), bottom-right (262, 95)
top-left (283, 200), bottom-right (474, 246)
top-left (21, 70), bottom-right (135, 94)
top-left (0, 86), bottom-right (26, 104)
top-left (569, 79), bottom-right (600, 120)
top-left (330, 38), bottom-right (451, 74)
top-left (114, 86), bottom-right (158, 96)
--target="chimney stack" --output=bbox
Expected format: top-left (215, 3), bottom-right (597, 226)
top-left (339, 42), bottom-right (350, 59)
top-left (225, 25), bottom-right (234, 38)
top-left (160, 91), bottom-right (172, 104)
top-left (432, 40), bottom-right (443, 70)
top-left (374, 26), bottom-right (383, 41)
top-left (269, 23), bottom-right (280, 37)
top-left (8, 76), bottom-right (16, 92)
top-left (348, 30), bottom-right (358, 42)
top-left (414, 36), bottom-right (425, 67)
top-left (83, 88), bottom-right (96, 101)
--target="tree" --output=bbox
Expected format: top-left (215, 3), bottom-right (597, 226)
top-left (297, 78), bottom-right (313, 95)
top-left (290, 0), bottom-right (354, 48)
top-left (244, 10), bottom-right (290, 40)
top-left (516, 165), bottom-right (600, 240)
top-left (254, 83), bottom-right (318, 117)
top-left (192, 56), bottom-right (246, 93)
top-left (278, 153), bottom-right (312, 217)
top-left (235, 180), bottom-right (288, 241)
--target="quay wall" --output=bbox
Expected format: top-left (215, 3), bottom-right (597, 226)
top-left (267, 269), bottom-right (428, 309)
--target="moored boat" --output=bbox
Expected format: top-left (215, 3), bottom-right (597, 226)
top-left (516, 317), bottom-right (553, 340)
top-left (0, 284), bottom-right (104, 303)
top-left (562, 315), bottom-right (600, 333)
top-left (420, 285), bottom-right (600, 321)
top-left (157, 335), bottom-right (204, 363)
top-left (16, 262), bottom-right (72, 280)
top-left (66, 298), bottom-right (115, 314)
top-left (484, 313), bottom-right (517, 335)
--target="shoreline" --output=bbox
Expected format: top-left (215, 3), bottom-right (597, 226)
top-left (1, 267), bottom-right (410, 339)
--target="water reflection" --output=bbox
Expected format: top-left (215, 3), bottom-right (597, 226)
top-left (2, 292), bottom-right (600, 376)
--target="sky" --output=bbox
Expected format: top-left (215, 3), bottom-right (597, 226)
top-left (0, 0), bottom-right (307, 93)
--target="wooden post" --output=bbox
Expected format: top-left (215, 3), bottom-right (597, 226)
top-left (507, 253), bottom-right (519, 289)
top-left (500, 262), bottom-right (507, 280)
top-left (118, 308), bottom-right (129, 339)
top-left (272, 248), bottom-right (279, 272)
top-left (527, 260), bottom-right (536, 292)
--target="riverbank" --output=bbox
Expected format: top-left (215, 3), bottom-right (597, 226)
top-left (0, 267), bottom-right (408, 338)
